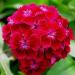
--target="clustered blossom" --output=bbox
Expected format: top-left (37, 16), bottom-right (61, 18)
top-left (2, 4), bottom-right (73, 75)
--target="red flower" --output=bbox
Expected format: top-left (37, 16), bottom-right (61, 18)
top-left (19, 57), bottom-right (50, 75)
top-left (2, 24), bottom-right (13, 44)
top-left (2, 4), bottom-right (73, 75)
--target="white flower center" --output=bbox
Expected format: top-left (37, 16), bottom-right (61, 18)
top-left (20, 40), bottom-right (28, 49)
top-left (66, 30), bottom-right (69, 36)
top-left (40, 6), bottom-right (48, 12)
top-left (30, 64), bottom-right (37, 69)
top-left (48, 30), bottom-right (56, 39)
top-left (23, 9), bottom-right (32, 17)
top-left (58, 21), bottom-right (62, 27)
top-left (8, 19), bottom-right (14, 24)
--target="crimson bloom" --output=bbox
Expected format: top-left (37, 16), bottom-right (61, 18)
top-left (2, 4), bottom-right (73, 75)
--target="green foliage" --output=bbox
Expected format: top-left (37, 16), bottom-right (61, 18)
top-left (10, 60), bottom-right (19, 75)
top-left (0, 54), bottom-right (13, 75)
top-left (70, 41), bottom-right (75, 57)
top-left (69, 21), bottom-right (75, 36)
top-left (69, 0), bottom-right (75, 10)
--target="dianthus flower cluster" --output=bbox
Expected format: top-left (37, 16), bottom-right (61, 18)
top-left (2, 4), bottom-right (73, 75)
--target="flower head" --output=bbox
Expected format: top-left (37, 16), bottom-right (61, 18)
top-left (2, 4), bottom-right (73, 75)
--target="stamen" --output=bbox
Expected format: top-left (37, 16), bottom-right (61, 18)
top-left (48, 30), bottom-right (56, 39)
top-left (66, 30), bottom-right (69, 36)
top-left (8, 19), bottom-right (14, 24)
top-left (23, 9), bottom-right (32, 17)
top-left (30, 64), bottom-right (36, 69)
top-left (58, 21), bottom-right (62, 27)
top-left (20, 40), bottom-right (28, 49)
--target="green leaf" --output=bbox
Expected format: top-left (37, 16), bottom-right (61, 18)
top-left (48, 0), bottom-right (75, 21)
top-left (0, 62), bottom-right (6, 75)
top-left (68, 0), bottom-right (75, 10)
top-left (69, 21), bottom-right (75, 36)
top-left (10, 60), bottom-right (19, 75)
top-left (0, 0), bottom-right (4, 13)
top-left (0, 54), bottom-right (13, 75)
top-left (0, 10), bottom-right (15, 20)
top-left (10, 60), bottom-right (26, 75)
top-left (50, 0), bottom-right (63, 5)
top-left (45, 56), bottom-right (75, 75)
top-left (58, 5), bottom-right (75, 21)
top-left (0, 26), bottom-right (3, 53)
top-left (70, 40), bottom-right (75, 57)
top-left (62, 0), bottom-right (71, 5)
top-left (4, 0), bottom-right (48, 7)
top-left (0, 26), bottom-right (13, 75)
top-left (18, 72), bottom-right (25, 75)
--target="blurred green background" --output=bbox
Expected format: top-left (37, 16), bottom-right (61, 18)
top-left (0, 0), bottom-right (75, 75)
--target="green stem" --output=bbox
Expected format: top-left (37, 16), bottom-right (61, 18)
top-left (0, 54), bottom-right (13, 75)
